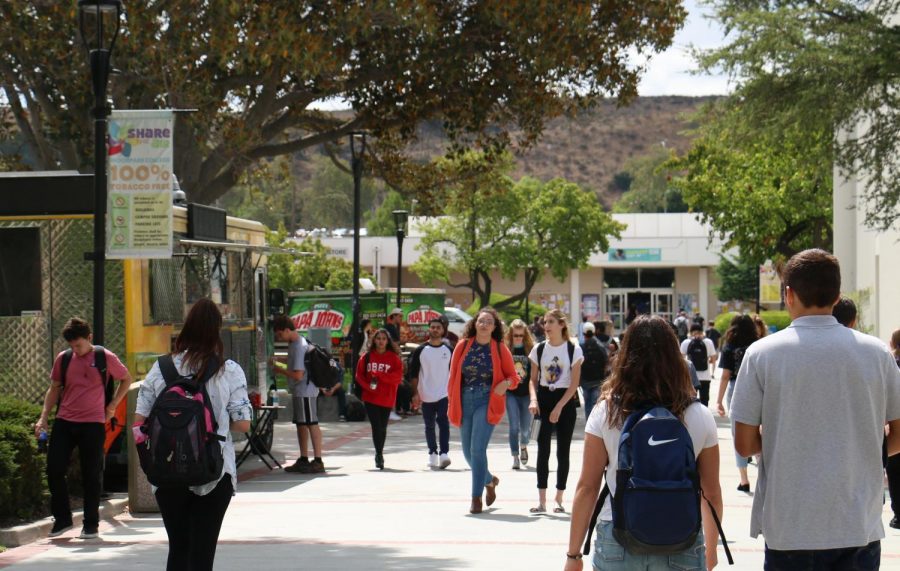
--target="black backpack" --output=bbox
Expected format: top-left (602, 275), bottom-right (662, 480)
top-left (580, 338), bottom-right (608, 385)
top-left (137, 355), bottom-right (225, 488)
top-left (686, 338), bottom-right (709, 372)
top-left (304, 341), bottom-right (341, 389)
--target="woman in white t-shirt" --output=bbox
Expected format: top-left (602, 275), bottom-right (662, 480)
top-left (564, 315), bottom-right (724, 571)
top-left (528, 309), bottom-right (583, 514)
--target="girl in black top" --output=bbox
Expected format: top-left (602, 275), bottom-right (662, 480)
top-left (504, 319), bottom-right (535, 469)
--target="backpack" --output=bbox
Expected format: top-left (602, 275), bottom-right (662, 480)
top-left (583, 404), bottom-right (733, 564)
top-left (59, 346), bottom-right (114, 409)
top-left (686, 338), bottom-right (709, 372)
top-left (304, 341), bottom-right (341, 389)
top-left (675, 317), bottom-right (689, 337)
top-left (137, 355), bottom-right (225, 488)
top-left (580, 338), bottom-right (608, 385)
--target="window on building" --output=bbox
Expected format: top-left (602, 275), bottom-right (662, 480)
top-left (0, 228), bottom-right (42, 316)
top-left (603, 269), bottom-right (638, 288)
top-left (640, 268), bottom-right (675, 288)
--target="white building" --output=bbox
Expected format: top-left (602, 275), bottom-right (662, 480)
top-left (313, 213), bottom-right (736, 332)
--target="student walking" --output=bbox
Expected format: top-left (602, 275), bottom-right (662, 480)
top-left (504, 319), bottom-right (535, 469)
top-left (408, 318), bottom-right (453, 470)
top-left (715, 313), bottom-right (758, 493)
top-left (889, 329), bottom-right (900, 529)
top-left (34, 317), bottom-right (133, 539)
top-left (680, 324), bottom-right (717, 407)
top-left (134, 299), bottom-right (252, 570)
top-left (528, 309), bottom-right (583, 514)
top-left (272, 316), bottom-right (325, 474)
top-left (447, 307), bottom-right (520, 514)
top-left (355, 329), bottom-right (403, 470)
top-left (730, 249), bottom-right (900, 569)
top-left (565, 315), bottom-right (724, 571)
top-left (579, 321), bottom-right (608, 419)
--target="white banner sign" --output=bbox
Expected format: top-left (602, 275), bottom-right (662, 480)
top-left (106, 110), bottom-right (174, 259)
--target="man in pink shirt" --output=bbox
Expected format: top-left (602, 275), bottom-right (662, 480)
top-left (33, 317), bottom-right (132, 539)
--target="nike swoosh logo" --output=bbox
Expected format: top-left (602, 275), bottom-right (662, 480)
top-left (648, 436), bottom-right (678, 446)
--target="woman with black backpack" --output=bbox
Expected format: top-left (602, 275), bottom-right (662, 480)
top-left (134, 298), bottom-right (252, 571)
top-left (565, 315), bottom-right (725, 570)
top-left (715, 314), bottom-right (759, 494)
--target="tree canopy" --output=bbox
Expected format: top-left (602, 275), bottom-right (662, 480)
top-left (694, 0), bottom-right (900, 230)
top-left (266, 226), bottom-right (370, 292)
top-left (612, 145), bottom-right (687, 213)
top-left (714, 254), bottom-right (758, 303)
top-left (412, 153), bottom-right (624, 312)
top-left (0, 1), bottom-right (686, 205)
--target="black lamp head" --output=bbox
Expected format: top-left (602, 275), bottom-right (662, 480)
top-left (392, 210), bottom-right (409, 235)
top-left (78, 0), bottom-right (124, 54)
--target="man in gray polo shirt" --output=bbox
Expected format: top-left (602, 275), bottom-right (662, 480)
top-left (731, 249), bottom-right (900, 569)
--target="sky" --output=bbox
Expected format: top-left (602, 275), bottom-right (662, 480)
top-left (637, 0), bottom-right (733, 96)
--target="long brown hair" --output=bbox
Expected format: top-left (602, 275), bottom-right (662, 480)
top-left (174, 298), bottom-right (225, 376)
top-left (544, 308), bottom-right (571, 341)
top-left (504, 318), bottom-right (535, 355)
top-left (462, 307), bottom-right (504, 342)
top-left (365, 328), bottom-right (401, 355)
top-left (601, 315), bottom-right (695, 429)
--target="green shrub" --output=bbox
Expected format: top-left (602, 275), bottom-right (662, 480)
top-left (713, 310), bottom-right (792, 337)
top-left (0, 396), bottom-right (47, 523)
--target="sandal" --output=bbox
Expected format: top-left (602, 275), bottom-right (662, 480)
top-left (553, 502), bottom-right (566, 513)
top-left (529, 504), bottom-right (547, 513)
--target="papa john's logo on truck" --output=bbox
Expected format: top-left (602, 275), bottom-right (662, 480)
top-left (292, 304), bottom-right (345, 332)
top-left (406, 307), bottom-right (442, 325)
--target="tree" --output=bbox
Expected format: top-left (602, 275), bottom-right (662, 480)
top-left (413, 156), bottom-right (624, 312)
top-left (668, 109), bottom-right (833, 264)
top-left (266, 226), bottom-right (370, 292)
top-left (364, 190), bottom-right (412, 237)
top-left (0, 1), bottom-right (686, 204)
top-left (714, 254), bottom-right (758, 303)
top-left (612, 146), bottom-right (687, 213)
top-left (694, 0), bottom-right (900, 230)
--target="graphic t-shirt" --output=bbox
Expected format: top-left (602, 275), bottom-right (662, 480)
top-left (718, 343), bottom-right (750, 384)
top-left (509, 346), bottom-right (531, 397)
top-left (462, 341), bottom-right (493, 388)
top-left (528, 341), bottom-right (584, 390)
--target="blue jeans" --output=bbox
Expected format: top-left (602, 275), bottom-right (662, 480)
top-left (593, 520), bottom-right (706, 570)
top-left (764, 541), bottom-right (880, 571)
top-left (422, 397), bottom-right (450, 455)
top-left (582, 384), bottom-right (602, 420)
top-left (506, 393), bottom-right (532, 455)
top-left (460, 383), bottom-right (496, 497)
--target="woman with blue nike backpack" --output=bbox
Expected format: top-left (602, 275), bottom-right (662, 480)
top-left (565, 315), bottom-right (731, 570)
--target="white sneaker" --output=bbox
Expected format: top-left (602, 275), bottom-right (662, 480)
top-left (389, 411), bottom-right (402, 421)
top-left (439, 453), bottom-right (451, 469)
top-left (512, 456), bottom-right (521, 470)
top-left (428, 453), bottom-right (439, 469)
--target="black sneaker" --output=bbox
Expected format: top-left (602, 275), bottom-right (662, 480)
top-left (890, 516), bottom-right (900, 529)
top-left (737, 483), bottom-right (751, 493)
top-left (48, 520), bottom-right (73, 537)
top-left (375, 453), bottom-right (384, 470)
top-left (79, 526), bottom-right (99, 539)
top-left (284, 458), bottom-right (310, 473)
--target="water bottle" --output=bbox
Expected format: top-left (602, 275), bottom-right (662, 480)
top-left (270, 389), bottom-right (280, 407)
top-left (37, 429), bottom-right (48, 453)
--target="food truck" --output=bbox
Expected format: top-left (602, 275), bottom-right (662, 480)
top-left (0, 171), bottom-right (275, 479)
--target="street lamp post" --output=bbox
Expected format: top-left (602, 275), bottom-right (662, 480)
top-left (350, 133), bottom-right (366, 372)
top-left (79, 0), bottom-right (123, 346)
top-left (392, 210), bottom-right (409, 309)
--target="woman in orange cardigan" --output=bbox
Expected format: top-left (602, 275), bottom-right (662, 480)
top-left (448, 307), bottom-right (520, 514)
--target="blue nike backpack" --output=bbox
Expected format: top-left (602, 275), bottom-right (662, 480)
top-left (583, 404), bottom-right (733, 564)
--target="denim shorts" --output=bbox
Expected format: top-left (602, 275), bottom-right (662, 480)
top-left (593, 520), bottom-right (706, 571)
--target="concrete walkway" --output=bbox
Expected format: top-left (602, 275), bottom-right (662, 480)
top-left (2, 379), bottom-right (899, 570)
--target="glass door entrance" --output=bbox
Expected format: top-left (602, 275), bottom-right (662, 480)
top-left (604, 289), bottom-right (675, 333)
